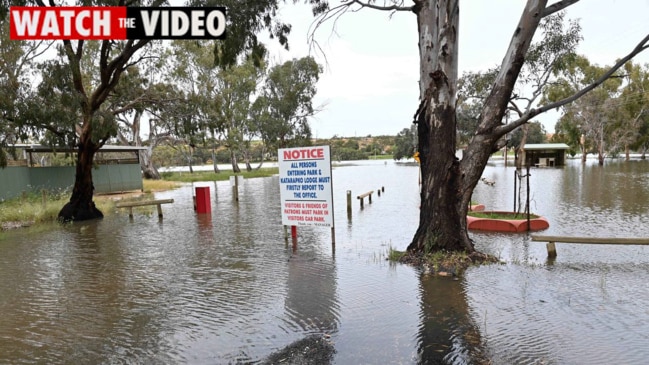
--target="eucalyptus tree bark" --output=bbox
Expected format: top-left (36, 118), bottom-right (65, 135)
top-left (408, 0), bottom-right (463, 252)
top-left (117, 110), bottom-right (161, 180)
top-left (211, 145), bottom-right (221, 174)
top-left (230, 150), bottom-right (241, 173)
top-left (255, 145), bottom-right (266, 170)
top-left (408, 0), bottom-right (551, 252)
top-left (58, 119), bottom-right (104, 221)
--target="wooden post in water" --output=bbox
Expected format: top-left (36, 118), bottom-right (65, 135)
top-left (526, 164), bottom-right (531, 231)
top-left (346, 190), bottom-right (352, 218)
top-left (233, 175), bottom-right (239, 202)
top-left (547, 241), bottom-right (557, 258)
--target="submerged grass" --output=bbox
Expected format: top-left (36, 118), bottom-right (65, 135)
top-left (467, 211), bottom-right (540, 219)
top-left (161, 167), bottom-right (278, 183)
top-left (389, 246), bottom-right (500, 276)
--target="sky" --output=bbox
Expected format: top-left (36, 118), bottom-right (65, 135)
top-left (254, 0), bottom-right (649, 139)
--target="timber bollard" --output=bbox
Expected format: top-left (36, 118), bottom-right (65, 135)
top-left (346, 190), bottom-right (352, 217)
top-left (230, 175), bottom-right (240, 202)
top-left (357, 191), bottom-right (374, 208)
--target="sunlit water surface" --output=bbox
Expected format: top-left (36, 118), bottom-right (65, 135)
top-left (1, 158), bottom-right (649, 364)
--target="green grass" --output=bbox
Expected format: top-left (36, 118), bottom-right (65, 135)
top-left (142, 179), bottom-right (183, 193)
top-left (0, 189), bottom-right (115, 227)
top-left (387, 246), bottom-right (406, 261)
top-left (160, 167), bottom-right (278, 183)
top-left (369, 154), bottom-right (394, 160)
top-left (467, 211), bottom-right (539, 219)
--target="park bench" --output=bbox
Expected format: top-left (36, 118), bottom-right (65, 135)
top-left (115, 198), bottom-right (174, 218)
top-left (357, 191), bottom-right (374, 208)
top-left (530, 235), bottom-right (649, 258)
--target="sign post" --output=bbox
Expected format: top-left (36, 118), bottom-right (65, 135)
top-left (278, 145), bottom-right (335, 246)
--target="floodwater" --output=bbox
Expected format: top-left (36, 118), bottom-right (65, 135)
top-left (1, 158), bottom-right (649, 364)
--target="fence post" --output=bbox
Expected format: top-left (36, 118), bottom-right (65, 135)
top-left (346, 190), bottom-right (352, 217)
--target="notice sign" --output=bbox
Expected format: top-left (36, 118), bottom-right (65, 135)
top-left (278, 146), bottom-right (333, 227)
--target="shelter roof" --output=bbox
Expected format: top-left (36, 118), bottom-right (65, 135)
top-left (523, 143), bottom-right (570, 151)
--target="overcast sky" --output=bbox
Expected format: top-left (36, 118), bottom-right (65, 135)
top-left (258, 0), bottom-right (649, 139)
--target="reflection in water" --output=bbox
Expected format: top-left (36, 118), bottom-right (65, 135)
top-left (284, 231), bottom-right (339, 336)
top-left (416, 274), bottom-right (487, 364)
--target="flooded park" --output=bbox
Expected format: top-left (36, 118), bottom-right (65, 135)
top-left (1, 157), bottom-right (649, 364)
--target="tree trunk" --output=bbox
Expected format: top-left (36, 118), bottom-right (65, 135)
top-left (58, 136), bottom-right (103, 222)
top-left (598, 135), bottom-right (605, 165)
top-left (408, 0), bottom-right (547, 254)
top-left (408, 0), bottom-right (469, 253)
top-left (256, 145), bottom-right (266, 170)
top-left (230, 150), bottom-right (241, 173)
top-left (211, 146), bottom-right (221, 174)
top-left (244, 149), bottom-right (252, 171)
top-left (140, 147), bottom-right (160, 179)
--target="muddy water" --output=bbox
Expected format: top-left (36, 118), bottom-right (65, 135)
top-left (1, 158), bottom-right (649, 364)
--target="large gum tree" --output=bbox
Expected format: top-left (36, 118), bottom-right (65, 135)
top-left (311, 0), bottom-right (649, 253)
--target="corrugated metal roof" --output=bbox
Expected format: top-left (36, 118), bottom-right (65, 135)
top-left (523, 143), bottom-right (570, 150)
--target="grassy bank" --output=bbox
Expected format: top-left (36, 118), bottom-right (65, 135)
top-left (0, 180), bottom-right (183, 230)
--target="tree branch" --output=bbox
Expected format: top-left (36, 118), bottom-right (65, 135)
top-left (535, 34), bottom-right (649, 115)
top-left (542, 0), bottom-right (581, 18)
top-left (344, 0), bottom-right (413, 12)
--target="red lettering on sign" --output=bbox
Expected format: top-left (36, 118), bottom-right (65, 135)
top-left (282, 148), bottom-right (325, 160)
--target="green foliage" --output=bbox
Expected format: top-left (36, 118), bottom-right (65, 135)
top-left (331, 147), bottom-right (367, 161)
top-left (393, 126), bottom-right (417, 160)
top-left (542, 54), bottom-right (644, 162)
top-left (254, 56), bottom-right (322, 150)
top-left (0, 16), bottom-right (48, 166)
top-left (508, 121), bottom-right (547, 148)
top-left (188, 0), bottom-right (294, 68)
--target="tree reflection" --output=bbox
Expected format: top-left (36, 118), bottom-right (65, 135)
top-left (416, 273), bottom-right (489, 364)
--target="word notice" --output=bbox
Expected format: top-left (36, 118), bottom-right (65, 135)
top-left (278, 146), bottom-right (333, 227)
